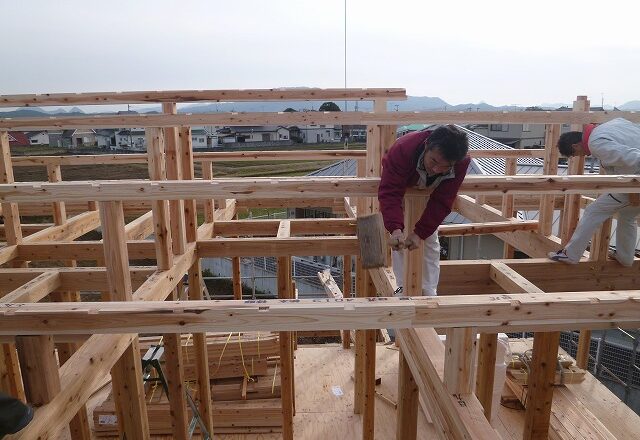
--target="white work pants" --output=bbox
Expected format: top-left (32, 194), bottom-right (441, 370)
top-left (392, 231), bottom-right (440, 296)
top-left (564, 193), bottom-right (640, 266)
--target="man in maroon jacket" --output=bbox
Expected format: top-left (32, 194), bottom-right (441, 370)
top-left (378, 125), bottom-right (470, 296)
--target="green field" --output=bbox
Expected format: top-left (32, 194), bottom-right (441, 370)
top-left (11, 143), bottom-right (364, 181)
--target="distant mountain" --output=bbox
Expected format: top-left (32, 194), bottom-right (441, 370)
top-left (619, 101), bottom-right (640, 111)
top-left (1, 96), bottom-right (639, 118)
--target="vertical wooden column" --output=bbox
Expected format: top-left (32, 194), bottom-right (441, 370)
top-left (501, 157), bottom-right (517, 258)
top-left (0, 131), bottom-right (25, 401)
top-left (356, 100), bottom-right (386, 440)
top-left (162, 103), bottom-right (186, 259)
top-left (201, 160), bottom-right (216, 223)
top-left (523, 332), bottom-right (561, 440)
top-left (443, 328), bottom-right (477, 394)
top-left (396, 351), bottom-right (419, 440)
top-left (403, 197), bottom-right (426, 296)
top-left (99, 200), bottom-right (150, 439)
top-left (180, 126), bottom-right (214, 435)
top-left (576, 170), bottom-right (612, 370)
top-left (232, 251), bottom-right (243, 299)
top-left (46, 164), bottom-right (91, 440)
top-left (15, 336), bottom-right (60, 406)
top-left (354, 159), bottom-right (367, 415)
top-left (342, 254), bottom-right (352, 349)
top-left (277, 225), bottom-right (294, 439)
top-left (146, 126), bottom-right (189, 439)
top-left (538, 124), bottom-right (561, 236)
top-left (560, 96), bottom-right (589, 245)
top-left (475, 332), bottom-right (498, 421)
top-left (475, 156), bottom-right (518, 417)
top-left (0, 131), bottom-right (22, 249)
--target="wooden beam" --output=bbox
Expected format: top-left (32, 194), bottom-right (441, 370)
top-left (23, 210), bottom-right (100, 243)
top-left (318, 269), bottom-right (351, 348)
top-left (3, 109), bottom-right (640, 130)
top-left (455, 195), bottom-right (561, 257)
top-left (132, 242), bottom-right (197, 302)
top-left (124, 210), bottom-right (154, 240)
top-left (0, 88), bottom-right (406, 107)
top-left (8, 148), bottom-right (550, 168)
top-left (5, 290), bottom-right (640, 335)
top-left (1, 271), bottom-right (60, 303)
top-left (4, 174), bottom-right (639, 204)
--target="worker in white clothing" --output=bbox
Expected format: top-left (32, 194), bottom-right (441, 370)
top-left (548, 118), bottom-right (640, 266)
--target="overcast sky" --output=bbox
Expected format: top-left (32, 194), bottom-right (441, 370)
top-left (1, 0), bottom-right (639, 108)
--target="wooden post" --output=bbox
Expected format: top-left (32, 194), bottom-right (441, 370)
top-left (561, 96), bottom-right (589, 245)
top-left (396, 351), bottom-right (418, 440)
top-left (538, 124), bottom-right (561, 236)
top-left (147, 125), bottom-right (189, 439)
top-left (162, 103), bottom-right (186, 257)
top-left (523, 332), bottom-right (561, 440)
top-left (362, 273), bottom-right (377, 440)
top-left (443, 328), bottom-right (477, 394)
top-left (201, 160), bottom-right (215, 223)
top-left (354, 159), bottom-right (367, 415)
top-left (180, 126), bottom-right (214, 435)
top-left (403, 197), bottom-right (426, 296)
top-left (232, 253), bottom-right (243, 300)
top-left (15, 336), bottom-right (60, 406)
top-left (502, 157), bottom-right (517, 258)
top-left (99, 201), bottom-right (149, 439)
top-left (342, 254), bottom-right (352, 349)
top-left (45, 163), bottom-right (91, 440)
top-left (0, 131), bottom-right (26, 401)
top-left (278, 255), bottom-right (294, 440)
top-left (475, 333), bottom-right (498, 421)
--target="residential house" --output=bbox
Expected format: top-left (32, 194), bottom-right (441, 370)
top-left (216, 126), bottom-right (291, 146)
top-left (48, 130), bottom-right (74, 148)
top-left (191, 128), bottom-right (208, 148)
top-left (95, 129), bottom-right (116, 149)
top-left (298, 124), bottom-right (341, 143)
top-left (341, 124), bottom-right (366, 142)
top-left (468, 123), bottom-right (546, 148)
top-left (7, 132), bottom-right (30, 147)
top-left (26, 131), bottom-right (50, 146)
top-left (115, 129), bottom-right (146, 150)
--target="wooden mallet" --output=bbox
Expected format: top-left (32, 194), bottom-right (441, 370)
top-left (356, 212), bottom-right (399, 268)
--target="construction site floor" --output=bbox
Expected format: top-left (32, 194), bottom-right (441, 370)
top-left (81, 341), bottom-right (640, 439)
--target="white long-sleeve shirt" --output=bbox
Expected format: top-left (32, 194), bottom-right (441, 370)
top-left (588, 118), bottom-right (640, 174)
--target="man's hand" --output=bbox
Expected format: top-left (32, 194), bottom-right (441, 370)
top-left (390, 229), bottom-right (405, 251)
top-left (404, 232), bottom-right (422, 251)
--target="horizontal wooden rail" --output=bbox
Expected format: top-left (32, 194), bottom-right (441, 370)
top-left (1, 291), bottom-right (639, 335)
top-left (9, 148), bottom-right (547, 168)
top-left (1, 110), bottom-right (639, 130)
top-left (1, 175), bottom-right (638, 203)
top-left (0, 88), bottom-right (407, 107)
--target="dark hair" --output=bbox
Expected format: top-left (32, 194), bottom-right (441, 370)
top-left (557, 131), bottom-right (583, 157)
top-left (425, 125), bottom-right (469, 162)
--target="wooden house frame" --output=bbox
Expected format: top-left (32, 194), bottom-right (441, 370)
top-left (0, 88), bottom-right (639, 439)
